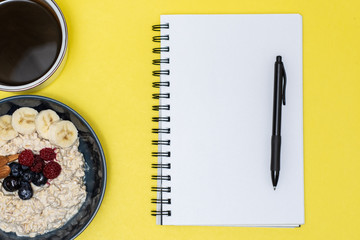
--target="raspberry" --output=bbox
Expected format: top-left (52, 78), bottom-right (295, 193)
top-left (31, 155), bottom-right (45, 173)
top-left (43, 162), bottom-right (61, 179)
top-left (18, 149), bottom-right (34, 167)
top-left (40, 148), bottom-right (56, 161)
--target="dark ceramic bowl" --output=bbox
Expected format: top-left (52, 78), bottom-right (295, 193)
top-left (0, 95), bottom-right (106, 240)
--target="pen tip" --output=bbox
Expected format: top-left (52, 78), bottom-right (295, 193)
top-left (273, 186), bottom-right (276, 191)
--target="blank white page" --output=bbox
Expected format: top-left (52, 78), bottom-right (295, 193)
top-left (158, 14), bottom-right (304, 226)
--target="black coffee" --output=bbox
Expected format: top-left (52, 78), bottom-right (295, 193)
top-left (0, 0), bottom-right (62, 86)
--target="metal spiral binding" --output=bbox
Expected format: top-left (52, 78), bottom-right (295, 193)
top-left (151, 210), bottom-right (171, 216)
top-left (152, 70), bottom-right (170, 77)
top-left (152, 140), bottom-right (170, 145)
top-left (152, 163), bottom-right (171, 169)
top-left (153, 35), bottom-right (169, 42)
top-left (153, 47), bottom-right (169, 54)
top-left (152, 23), bottom-right (171, 220)
top-left (152, 116), bottom-right (170, 122)
top-left (152, 128), bottom-right (170, 134)
top-left (152, 105), bottom-right (170, 111)
top-left (152, 93), bottom-right (170, 99)
top-left (152, 152), bottom-right (171, 157)
top-left (151, 186), bottom-right (171, 192)
top-left (153, 82), bottom-right (170, 88)
top-left (152, 23), bottom-right (169, 31)
top-left (151, 199), bottom-right (171, 204)
top-left (151, 175), bottom-right (171, 181)
top-left (153, 58), bottom-right (170, 65)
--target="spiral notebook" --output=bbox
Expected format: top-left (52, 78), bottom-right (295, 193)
top-left (151, 14), bottom-right (304, 227)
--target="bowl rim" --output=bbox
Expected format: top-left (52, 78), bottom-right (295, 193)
top-left (0, 95), bottom-right (107, 240)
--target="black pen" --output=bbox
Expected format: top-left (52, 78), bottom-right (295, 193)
top-left (271, 56), bottom-right (286, 190)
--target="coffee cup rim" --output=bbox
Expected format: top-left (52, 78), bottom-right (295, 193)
top-left (0, 0), bottom-right (68, 92)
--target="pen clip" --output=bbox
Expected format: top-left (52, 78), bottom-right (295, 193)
top-left (281, 62), bottom-right (287, 106)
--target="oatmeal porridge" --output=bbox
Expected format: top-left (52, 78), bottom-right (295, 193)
top-left (0, 108), bottom-right (86, 237)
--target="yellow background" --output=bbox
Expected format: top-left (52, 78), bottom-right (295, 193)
top-left (1, 0), bottom-right (360, 239)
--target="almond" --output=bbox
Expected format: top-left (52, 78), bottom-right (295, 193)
top-left (0, 153), bottom-right (20, 166)
top-left (0, 165), bottom-right (10, 179)
top-left (6, 153), bottom-right (19, 163)
top-left (0, 156), bottom-right (7, 167)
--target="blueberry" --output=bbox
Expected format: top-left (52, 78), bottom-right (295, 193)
top-left (21, 165), bottom-right (29, 171)
top-left (2, 176), bottom-right (21, 192)
top-left (9, 162), bottom-right (23, 177)
top-left (22, 169), bottom-right (35, 182)
top-left (20, 179), bottom-right (30, 188)
top-left (18, 181), bottom-right (33, 200)
top-left (32, 172), bottom-right (47, 186)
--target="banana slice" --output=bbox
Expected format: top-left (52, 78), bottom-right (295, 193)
top-left (12, 107), bottom-right (38, 135)
top-left (49, 120), bottom-right (78, 148)
top-left (35, 110), bottom-right (60, 139)
top-left (0, 138), bottom-right (7, 147)
top-left (0, 115), bottom-right (18, 140)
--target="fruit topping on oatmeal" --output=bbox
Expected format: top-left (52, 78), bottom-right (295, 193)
top-left (12, 107), bottom-right (38, 135)
top-left (2, 176), bottom-right (20, 192)
top-left (0, 115), bottom-right (18, 141)
top-left (1, 148), bottom-right (62, 200)
top-left (19, 149), bottom-right (35, 166)
top-left (0, 108), bottom-right (78, 149)
top-left (35, 110), bottom-right (60, 139)
top-left (31, 155), bottom-right (45, 173)
top-left (0, 154), bottom-right (20, 179)
top-left (40, 147), bottom-right (57, 161)
top-left (43, 161), bottom-right (61, 179)
top-left (48, 120), bottom-right (78, 148)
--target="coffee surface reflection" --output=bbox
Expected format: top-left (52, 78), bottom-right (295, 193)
top-left (0, 0), bottom-right (62, 86)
